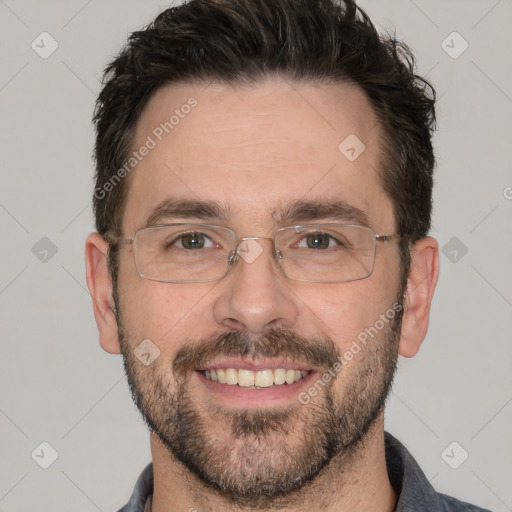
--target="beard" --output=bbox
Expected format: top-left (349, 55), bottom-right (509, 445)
top-left (115, 293), bottom-right (402, 508)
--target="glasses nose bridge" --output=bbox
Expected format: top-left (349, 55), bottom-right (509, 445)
top-left (238, 235), bottom-right (273, 243)
top-left (228, 234), bottom-right (282, 266)
top-left (238, 235), bottom-right (278, 252)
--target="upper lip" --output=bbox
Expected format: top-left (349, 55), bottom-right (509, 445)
top-left (196, 357), bottom-right (315, 372)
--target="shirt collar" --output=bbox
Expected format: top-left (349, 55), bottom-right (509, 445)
top-left (385, 431), bottom-right (442, 511)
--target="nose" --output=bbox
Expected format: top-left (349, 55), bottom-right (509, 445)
top-left (212, 237), bottom-right (299, 335)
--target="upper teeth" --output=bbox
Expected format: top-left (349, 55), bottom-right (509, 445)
top-left (203, 368), bottom-right (309, 387)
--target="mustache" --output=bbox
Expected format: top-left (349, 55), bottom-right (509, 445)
top-left (172, 327), bottom-right (340, 378)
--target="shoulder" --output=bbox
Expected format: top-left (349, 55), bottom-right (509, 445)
top-left (384, 432), bottom-right (494, 512)
top-left (438, 493), bottom-right (493, 512)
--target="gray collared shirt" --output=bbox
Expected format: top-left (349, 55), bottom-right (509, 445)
top-left (117, 432), bottom-right (493, 511)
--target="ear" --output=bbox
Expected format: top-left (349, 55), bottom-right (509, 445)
top-left (398, 236), bottom-right (439, 358)
top-left (85, 232), bottom-right (121, 354)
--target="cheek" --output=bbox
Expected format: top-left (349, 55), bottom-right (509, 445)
top-left (116, 263), bottom-right (217, 347)
top-left (295, 273), bottom-right (399, 351)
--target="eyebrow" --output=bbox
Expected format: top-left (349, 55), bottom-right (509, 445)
top-left (144, 197), bottom-right (369, 228)
top-left (274, 199), bottom-right (370, 227)
top-left (145, 198), bottom-right (230, 226)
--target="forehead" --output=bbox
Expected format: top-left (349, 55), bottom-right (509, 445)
top-left (123, 78), bottom-right (394, 233)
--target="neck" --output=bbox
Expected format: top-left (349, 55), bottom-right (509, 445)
top-left (150, 414), bottom-right (396, 512)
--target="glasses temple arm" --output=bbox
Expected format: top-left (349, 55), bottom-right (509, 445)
top-left (104, 233), bottom-right (134, 246)
top-left (375, 233), bottom-right (402, 243)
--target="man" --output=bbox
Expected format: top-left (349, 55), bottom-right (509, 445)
top-left (85, 0), bottom-right (491, 510)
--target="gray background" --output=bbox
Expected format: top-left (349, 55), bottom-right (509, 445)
top-left (1, 0), bottom-right (511, 511)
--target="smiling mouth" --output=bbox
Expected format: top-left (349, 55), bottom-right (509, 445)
top-left (199, 367), bottom-right (310, 388)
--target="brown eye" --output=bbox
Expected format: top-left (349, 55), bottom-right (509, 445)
top-left (297, 232), bottom-right (341, 250)
top-left (305, 233), bottom-right (331, 249)
top-left (170, 232), bottom-right (215, 250)
top-left (181, 233), bottom-right (205, 249)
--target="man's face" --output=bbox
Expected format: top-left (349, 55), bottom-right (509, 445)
top-left (114, 78), bottom-right (403, 505)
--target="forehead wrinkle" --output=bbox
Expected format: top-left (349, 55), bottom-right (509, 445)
top-left (215, 137), bottom-right (304, 150)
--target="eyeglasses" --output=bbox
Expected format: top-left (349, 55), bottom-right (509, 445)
top-left (106, 223), bottom-right (400, 284)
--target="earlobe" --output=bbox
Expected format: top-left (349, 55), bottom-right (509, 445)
top-left (398, 236), bottom-right (439, 358)
top-left (85, 232), bottom-right (121, 354)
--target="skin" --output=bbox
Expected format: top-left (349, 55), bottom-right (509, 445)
top-left (86, 78), bottom-right (439, 512)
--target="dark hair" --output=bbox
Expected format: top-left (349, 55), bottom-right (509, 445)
top-left (93, 0), bottom-right (436, 282)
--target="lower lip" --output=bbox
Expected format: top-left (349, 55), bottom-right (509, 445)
top-left (195, 370), bottom-right (317, 407)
